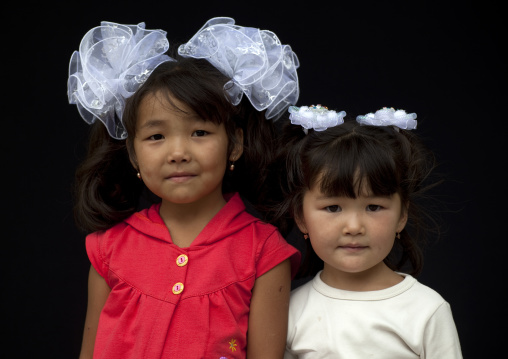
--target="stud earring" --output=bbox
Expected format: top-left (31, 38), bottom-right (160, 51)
top-left (137, 172), bottom-right (141, 180)
top-left (229, 162), bottom-right (235, 171)
top-left (303, 233), bottom-right (309, 240)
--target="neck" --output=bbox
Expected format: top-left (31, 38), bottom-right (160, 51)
top-left (320, 262), bottom-right (403, 291)
top-left (159, 192), bottom-right (227, 247)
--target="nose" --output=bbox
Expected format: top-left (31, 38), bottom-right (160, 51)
top-left (166, 137), bottom-right (191, 163)
top-left (342, 212), bottom-right (365, 236)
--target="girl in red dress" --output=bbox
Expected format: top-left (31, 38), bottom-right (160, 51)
top-left (68, 18), bottom-right (301, 359)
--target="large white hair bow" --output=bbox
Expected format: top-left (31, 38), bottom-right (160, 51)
top-left (68, 22), bottom-right (173, 139)
top-left (178, 17), bottom-right (300, 120)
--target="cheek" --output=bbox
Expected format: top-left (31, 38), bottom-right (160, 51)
top-left (208, 148), bottom-right (228, 169)
top-left (308, 231), bottom-right (336, 262)
top-left (305, 214), bottom-right (334, 241)
top-left (206, 139), bottom-right (229, 165)
top-left (135, 149), bottom-right (156, 168)
top-left (368, 226), bottom-right (396, 252)
top-left (302, 205), bottom-right (321, 228)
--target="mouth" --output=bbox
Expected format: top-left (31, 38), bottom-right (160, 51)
top-left (339, 244), bottom-right (368, 252)
top-left (167, 173), bottom-right (196, 183)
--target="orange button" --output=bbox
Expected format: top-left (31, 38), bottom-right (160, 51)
top-left (172, 282), bottom-right (184, 295)
top-left (176, 254), bottom-right (188, 267)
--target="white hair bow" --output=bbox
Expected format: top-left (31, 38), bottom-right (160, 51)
top-left (356, 107), bottom-right (417, 130)
top-left (288, 105), bottom-right (346, 133)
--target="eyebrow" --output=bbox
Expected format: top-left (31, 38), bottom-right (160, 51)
top-left (315, 193), bottom-right (392, 200)
top-left (138, 114), bottom-right (208, 129)
top-left (138, 119), bottom-right (166, 129)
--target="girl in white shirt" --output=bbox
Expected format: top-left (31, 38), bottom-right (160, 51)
top-left (270, 106), bottom-right (462, 358)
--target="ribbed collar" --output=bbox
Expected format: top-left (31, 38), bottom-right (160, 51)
top-left (312, 271), bottom-right (417, 301)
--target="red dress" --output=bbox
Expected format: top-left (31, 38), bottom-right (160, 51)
top-left (86, 193), bottom-right (300, 358)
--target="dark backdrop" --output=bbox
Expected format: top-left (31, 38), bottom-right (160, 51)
top-left (3, 1), bottom-right (505, 358)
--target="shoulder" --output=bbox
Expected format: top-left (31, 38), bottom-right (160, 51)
top-left (85, 217), bottom-right (132, 266)
top-left (86, 204), bottom-right (162, 245)
top-left (228, 193), bottom-right (283, 239)
top-left (86, 221), bottom-right (128, 245)
top-left (400, 274), bottom-right (451, 311)
top-left (405, 275), bottom-right (447, 300)
top-left (230, 195), bottom-right (301, 277)
top-left (289, 276), bottom-right (314, 308)
top-left (287, 277), bottom-right (315, 332)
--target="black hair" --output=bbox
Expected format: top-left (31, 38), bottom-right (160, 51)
top-left (73, 47), bottom-right (280, 233)
top-left (267, 118), bottom-right (442, 278)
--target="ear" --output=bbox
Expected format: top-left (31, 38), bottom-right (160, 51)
top-left (126, 138), bottom-right (139, 171)
top-left (396, 203), bottom-right (409, 233)
top-left (294, 214), bottom-right (308, 235)
top-left (229, 128), bottom-right (244, 161)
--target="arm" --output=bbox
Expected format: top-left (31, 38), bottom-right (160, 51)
top-left (78, 265), bottom-right (111, 359)
top-left (423, 302), bottom-right (463, 358)
top-left (247, 259), bottom-right (291, 359)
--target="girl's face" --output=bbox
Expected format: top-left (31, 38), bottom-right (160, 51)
top-left (131, 92), bottom-right (242, 207)
top-left (297, 178), bottom-right (407, 288)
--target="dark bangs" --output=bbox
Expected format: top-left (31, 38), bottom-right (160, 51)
top-left (305, 124), bottom-right (402, 198)
top-left (123, 58), bottom-right (237, 137)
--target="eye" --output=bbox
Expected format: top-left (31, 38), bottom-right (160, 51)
top-left (148, 134), bottom-right (164, 141)
top-left (325, 205), bottom-right (341, 213)
top-left (366, 204), bottom-right (382, 212)
top-left (192, 130), bottom-right (209, 137)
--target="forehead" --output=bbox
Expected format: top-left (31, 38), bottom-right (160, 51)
top-left (140, 91), bottom-right (193, 114)
top-left (136, 91), bottom-right (203, 126)
top-left (312, 169), bottom-right (373, 195)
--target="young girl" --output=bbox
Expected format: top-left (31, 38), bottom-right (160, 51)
top-left (68, 19), bottom-right (300, 359)
top-left (271, 106), bottom-right (462, 358)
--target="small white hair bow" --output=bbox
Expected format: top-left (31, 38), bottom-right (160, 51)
top-left (288, 104), bottom-right (346, 133)
top-left (356, 107), bottom-right (417, 130)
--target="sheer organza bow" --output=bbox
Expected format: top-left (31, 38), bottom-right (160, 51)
top-left (356, 107), bottom-right (417, 130)
top-left (289, 105), bottom-right (346, 133)
top-left (68, 22), bottom-right (173, 139)
top-left (178, 17), bottom-right (300, 120)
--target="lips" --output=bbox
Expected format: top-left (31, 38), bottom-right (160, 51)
top-left (167, 172), bottom-right (196, 183)
top-left (340, 244), bottom-right (368, 251)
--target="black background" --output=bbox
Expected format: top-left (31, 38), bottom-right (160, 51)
top-left (3, 1), bottom-right (505, 357)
